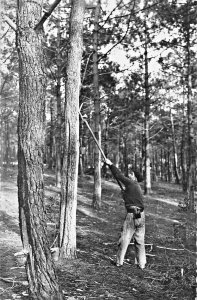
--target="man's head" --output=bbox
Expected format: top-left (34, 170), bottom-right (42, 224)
top-left (128, 171), bottom-right (137, 181)
top-left (128, 168), bottom-right (144, 182)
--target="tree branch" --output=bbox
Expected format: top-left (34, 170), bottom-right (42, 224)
top-left (34, 0), bottom-right (62, 30)
top-left (81, 52), bottom-right (93, 85)
top-left (3, 15), bottom-right (16, 31)
top-left (99, 0), bottom-right (124, 29)
top-left (34, 0), bottom-right (99, 31)
top-left (97, 1), bottom-right (136, 63)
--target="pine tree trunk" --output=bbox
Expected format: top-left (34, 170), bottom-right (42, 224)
top-left (155, 150), bottom-right (159, 180)
top-left (79, 115), bottom-right (85, 176)
top-left (56, 13), bottom-right (62, 188)
top-left (144, 14), bottom-right (151, 194)
top-left (49, 90), bottom-right (56, 169)
top-left (164, 150), bottom-right (168, 182)
top-left (167, 148), bottom-right (171, 182)
top-left (114, 127), bottom-right (120, 168)
top-left (170, 110), bottom-right (180, 184)
top-left (123, 137), bottom-right (128, 175)
top-left (92, 0), bottom-right (102, 210)
top-left (59, 0), bottom-right (85, 258)
top-left (181, 111), bottom-right (187, 191)
top-left (160, 148), bottom-right (163, 180)
top-left (104, 111), bottom-right (109, 159)
top-left (79, 127), bottom-right (84, 176)
top-left (102, 116), bottom-right (109, 177)
top-left (185, 0), bottom-right (195, 211)
top-left (5, 121), bottom-right (10, 166)
top-left (16, 1), bottom-right (62, 298)
top-left (56, 76), bottom-right (62, 187)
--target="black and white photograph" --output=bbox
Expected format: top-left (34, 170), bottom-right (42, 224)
top-left (0, 0), bottom-right (196, 299)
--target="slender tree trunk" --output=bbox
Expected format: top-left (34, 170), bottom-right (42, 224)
top-left (170, 109), bottom-right (180, 184)
top-left (104, 113), bottom-right (109, 160)
top-left (79, 114), bottom-right (85, 176)
top-left (141, 132), bottom-right (145, 176)
top-left (102, 112), bottom-right (109, 177)
top-left (59, 0), bottom-right (85, 258)
top-left (16, 1), bottom-right (62, 298)
top-left (79, 137), bottom-right (84, 176)
top-left (123, 136), bottom-right (128, 175)
top-left (181, 105), bottom-right (187, 191)
top-left (168, 149), bottom-right (172, 182)
top-left (49, 90), bottom-right (56, 169)
top-left (152, 149), bottom-right (158, 182)
top-left (134, 136), bottom-right (138, 170)
top-left (56, 77), bottom-right (62, 187)
top-left (56, 12), bottom-right (62, 188)
top-left (164, 150), bottom-right (168, 182)
top-left (160, 148), bottom-right (163, 180)
top-left (144, 13), bottom-right (151, 194)
top-left (5, 121), bottom-right (10, 166)
top-left (185, 0), bottom-right (195, 211)
top-left (114, 128), bottom-right (120, 168)
top-left (155, 150), bottom-right (159, 180)
top-left (92, 0), bottom-right (101, 209)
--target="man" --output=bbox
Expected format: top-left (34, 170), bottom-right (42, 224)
top-left (105, 159), bottom-right (146, 269)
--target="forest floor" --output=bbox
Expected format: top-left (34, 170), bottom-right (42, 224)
top-left (0, 166), bottom-right (196, 300)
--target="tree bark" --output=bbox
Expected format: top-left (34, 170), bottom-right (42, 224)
top-left (114, 127), bottom-right (121, 168)
top-left (123, 136), bottom-right (128, 175)
top-left (79, 113), bottom-right (85, 176)
top-left (56, 9), bottom-right (62, 188)
top-left (49, 89), bottom-right (56, 169)
top-left (170, 109), bottom-right (180, 184)
top-left (56, 75), bottom-right (62, 187)
top-left (185, 0), bottom-right (195, 211)
top-left (160, 148), bottom-right (163, 180)
top-left (5, 120), bottom-right (10, 166)
top-left (92, 0), bottom-right (102, 210)
top-left (102, 110), bottom-right (109, 177)
top-left (16, 0), bottom-right (62, 299)
top-left (59, 0), bottom-right (85, 258)
top-left (144, 11), bottom-right (151, 194)
top-left (181, 113), bottom-right (187, 191)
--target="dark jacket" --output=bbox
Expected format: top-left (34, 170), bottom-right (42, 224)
top-left (110, 164), bottom-right (144, 210)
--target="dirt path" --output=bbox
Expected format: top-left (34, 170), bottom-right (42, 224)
top-left (0, 168), bottom-right (24, 299)
top-left (0, 168), bottom-right (196, 300)
top-left (0, 172), bottom-right (21, 248)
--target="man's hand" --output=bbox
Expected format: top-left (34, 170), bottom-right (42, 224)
top-left (105, 158), bottom-right (113, 166)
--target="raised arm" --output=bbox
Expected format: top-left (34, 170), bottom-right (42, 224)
top-left (105, 159), bottom-right (130, 186)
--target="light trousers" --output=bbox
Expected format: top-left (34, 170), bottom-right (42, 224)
top-left (116, 211), bottom-right (146, 268)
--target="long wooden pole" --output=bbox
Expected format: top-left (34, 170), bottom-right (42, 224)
top-left (79, 111), bottom-right (124, 191)
top-left (79, 111), bottom-right (106, 160)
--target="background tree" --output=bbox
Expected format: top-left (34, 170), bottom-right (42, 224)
top-left (44, 2), bottom-right (70, 185)
top-left (0, 0), bottom-right (18, 169)
top-left (92, 0), bottom-right (102, 209)
top-left (59, 0), bottom-right (85, 259)
top-left (155, 0), bottom-right (197, 207)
